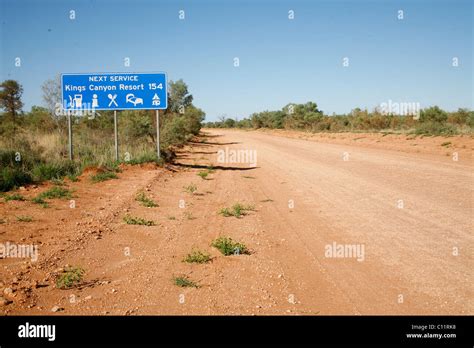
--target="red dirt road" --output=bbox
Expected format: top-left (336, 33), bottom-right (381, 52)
top-left (1, 129), bottom-right (472, 315)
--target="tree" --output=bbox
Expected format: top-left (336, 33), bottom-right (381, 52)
top-left (0, 80), bottom-right (23, 123)
top-left (41, 76), bottom-right (62, 117)
top-left (420, 106), bottom-right (448, 123)
top-left (167, 79), bottom-right (193, 113)
top-left (41, 76), bottom-right (66, 134)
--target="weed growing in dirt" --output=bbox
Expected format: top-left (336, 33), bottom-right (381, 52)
top-left (219, 203), bottom-right (255, 218)
top-left (31, 196), bottom-right (49, 208)
top-left (183, 211), bottom-right (196, 220)
top-left (197, 170), bottom-right (209, 180)
top-left (123, 215), bottom-right (155, 226)
top-left (125, 153), bottom-right (163, 165)
top-left (441, 141), bottom-right (452, 147)
top-left (90, 171), bottom-right (118, 183)
top-left (183, 183), bottom-right (197, 194)
top-left (183, 250), bottom-right (212, 264)
top-left (67, 174), bottom-right (79, 182)
top-left (37, 186), bottom-right (72, 200)
top-left (4, 193), bottom-right (25, 202)
top-left (260, 198), bottom-right (273, 202)
top-left (211, 236), bottom-right (249, 256)
top-left (50, 178), bottom-right (66, 186)
top-left (168, 216), bottom-right (176, 220)
top-left (0, 218), bottom-right (5, 224)
top-left (135, 192), bottom-right (158, 207)
top-left (16, 215), bottom-right (33, 222)
top-left (173, 275), bottom-right (199, 288)
top-left (56, 267), bottom-right (85, 289)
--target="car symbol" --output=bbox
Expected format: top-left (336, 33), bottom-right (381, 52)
top-left (126, 93), bottom-right (143, 106)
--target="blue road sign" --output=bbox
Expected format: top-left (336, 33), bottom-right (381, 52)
top-left (61, 72), bottom-right (167, 111)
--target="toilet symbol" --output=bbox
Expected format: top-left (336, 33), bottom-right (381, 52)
top-left (92, 94), bottom-right (99, 108)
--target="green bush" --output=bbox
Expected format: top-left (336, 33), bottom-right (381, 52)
top-left (31, 161), bottom-right (78, 181)
top-left (212, 236), bottom-right (249, 256)
top-left (414, 122), bottom-right (457, 136)
top-left (0, 167), bottom-right (33, 192)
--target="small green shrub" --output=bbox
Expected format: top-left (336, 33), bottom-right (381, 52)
top-left (123, 215), bottom-right (155, 226)
top-left (183, 183), bottom-right (197, 194)
top-left (4, 193), bottom-right (26, 202)
top-left (90, 171), bottom-right (118, 183)
top-left (197, 170), bottom-right (209, 180)
top-left (16, 215), bottom-right (33, 222)
top-left (219, 203), bottom-right (255, 218)
top-left (37, 186), bottom-right (72, 200)
top-left (32, 196), bottom-right (49, 208)
top-left (135, 192), bottom-right (158, 207)
top-left (56, 267), bottom-right (85, 289)
top-left (211, 236), bottom-right (249, 256)
top-left (173, 275), bottom-right (199, 288)
top-left (183, 250), bottom-right (212, 264)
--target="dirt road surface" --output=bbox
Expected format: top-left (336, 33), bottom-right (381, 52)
top-left (1, 129), bottom-right (472, 315)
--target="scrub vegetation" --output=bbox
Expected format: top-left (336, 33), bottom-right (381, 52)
top-left (205, 102), bottom-right (473, 136)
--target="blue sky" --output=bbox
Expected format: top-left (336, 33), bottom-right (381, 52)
top-left (0, 0), bottom-right (472, 121)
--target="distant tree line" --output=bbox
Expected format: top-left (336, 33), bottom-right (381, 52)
top-left (204, 102), bottom-right (473, 136)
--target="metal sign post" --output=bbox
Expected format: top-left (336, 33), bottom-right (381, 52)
top-left (67, 112), bottom-right (73, 160)
top-left (114, 110), bottom-right (119, 161)
top-left (156, 110), bottom-right (160, 159)
top-left (61, 72), bottom-right (167, 162)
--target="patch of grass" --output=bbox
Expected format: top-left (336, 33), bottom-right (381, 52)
top-left (183, 250), bottom-right (211, 264)
top-left (4, 193), bottom-right (26, 202)
top-left (441, 141), bottom-right (452, 147)
top-left (37, 186), bottom-right (72, 200)
top-left (56, 266), bottom-right (85, 289)
top-left (212, 236), bottom-right (249, 256)
top-left (414, 122), bottom-right (457, 136)
top-left (67, 174), bottom-right (79, 182)
top-left (183, 183), bottom-right (197, 194)
top-left (123, 215), bottom-right (155, 226)
top-left (31, 161), bottom-right (78, 181)
top-left (173, 275), bottom-right (199, 288)
top-left (0, 167), bottom-right (33, 192)
top-left (197, 170), bottom-right (209, 180)
top-left (183, 211), bottom-right (196, 220)
top-left (135, 191), bottom-right (158, 207)
top-left (125, 152), bottom-right (163, 165)
top-left (50, 178), bottom-right (66, 186)
top-left (16, 215), bottom-right (33, 222)
top-left (31, 196), bottom-right (49, 208)
top-left (90, 171), bottom-right (118, 183)
top-left (207, 166), bottom-right (216, 173)
top-left (168, 216), bottom-right (176, 220)
top-left (219, 203), bottom-right (255, 218)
